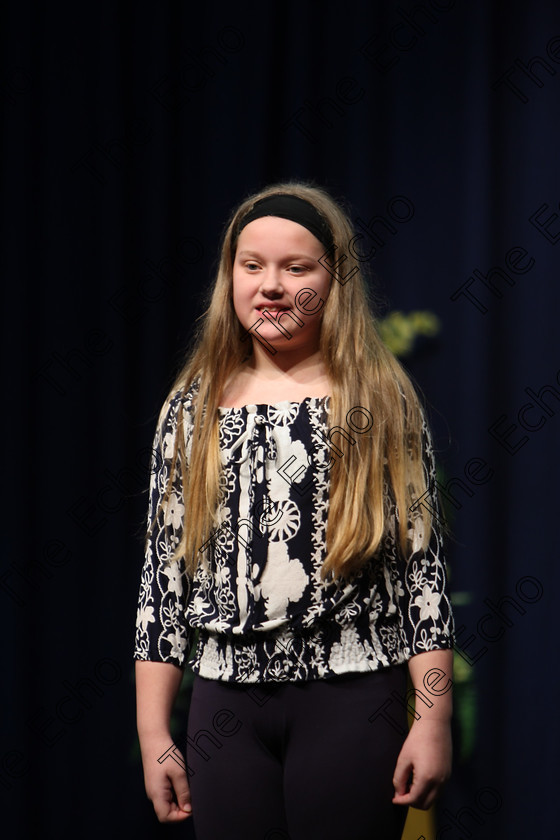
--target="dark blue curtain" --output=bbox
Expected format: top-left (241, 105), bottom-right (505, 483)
top-left (3, 1), bottom-right (558, 837)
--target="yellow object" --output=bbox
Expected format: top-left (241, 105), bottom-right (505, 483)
top-left (401, 805), bottom-right (435, 839)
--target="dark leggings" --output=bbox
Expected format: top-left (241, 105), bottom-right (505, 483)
top-left (185, 665), bottom-right (409, 840)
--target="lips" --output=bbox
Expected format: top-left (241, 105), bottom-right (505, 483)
top-left (256, 305), bottom-right (290, 312)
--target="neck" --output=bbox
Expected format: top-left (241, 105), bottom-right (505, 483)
top-left (247, 343), bottom-right (327, 383)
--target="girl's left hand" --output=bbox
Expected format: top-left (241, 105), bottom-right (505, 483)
top-left (392, 718), bottom-right (452, 810)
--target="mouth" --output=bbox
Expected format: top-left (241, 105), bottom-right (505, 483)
top-left (256, 306), bottom-right (291, 314)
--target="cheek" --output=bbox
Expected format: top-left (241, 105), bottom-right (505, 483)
top-left (231, 273), bottom-right (242, 303)
top-left (321, 269), bottom-right (332, 295)
top-left (311, 271), bottom-right (332, 308)
top-left (231, 280), bottom-right (251, 322)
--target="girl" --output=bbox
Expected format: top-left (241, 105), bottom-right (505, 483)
top-left (134, 182), bottom-right (454, 840)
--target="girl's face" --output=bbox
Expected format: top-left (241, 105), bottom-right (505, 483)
top-left (232, 215), bottom-right (332, 358)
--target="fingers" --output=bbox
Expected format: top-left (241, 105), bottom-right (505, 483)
top-left (392, 718), bottom-right (452, 809)
top-left (392, 750), bottom-right (444, 809)
top-left (392, 753), bottom-right (412, 800)
top-left (173, 774), bottom-right (193, 818)
top-left (148, 771), bottom-right (193, 823)
top-left (392, 776), bottom-right (439, 810)
top-left (392, 760), bottom-right (444, 810)
top-left (154, 800), bottom-right (191, 822)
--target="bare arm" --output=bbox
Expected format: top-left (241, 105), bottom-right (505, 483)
top-left (392, 648), bottom-right (453, 809)
top-left (135, 660), bottom-right (192, 822)
top-left (136, 659), bottom-right (184, 735)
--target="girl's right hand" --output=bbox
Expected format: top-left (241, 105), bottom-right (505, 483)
top-left (139, 734), bottom-right (192, 822)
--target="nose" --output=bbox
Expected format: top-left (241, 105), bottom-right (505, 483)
top-left (259, 267), bottom-right (284, 294)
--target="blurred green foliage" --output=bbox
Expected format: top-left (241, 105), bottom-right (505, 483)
top-left (378, 310), bottom-right (441, 357)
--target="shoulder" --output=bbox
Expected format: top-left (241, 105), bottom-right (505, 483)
top-left (156, 376), bottom-right (201, 436)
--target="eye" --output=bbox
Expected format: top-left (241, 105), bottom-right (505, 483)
top-left (245, 262), bottom-right (260, 271)
top-left (288, 265), bottom-right (307, 274)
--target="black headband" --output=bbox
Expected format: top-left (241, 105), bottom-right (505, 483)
top-left (233, 193), bottom-right (334, 252)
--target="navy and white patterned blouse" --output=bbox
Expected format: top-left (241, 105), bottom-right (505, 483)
top-left (134, 378), bottom-right (454, 683)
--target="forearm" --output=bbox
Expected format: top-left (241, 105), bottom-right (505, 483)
top-left (135, 659), bottom-right (184, 738)
top-left (407, 648), bottom-right (453, 722)
top-left (394, 649), bottom-right (453, 808)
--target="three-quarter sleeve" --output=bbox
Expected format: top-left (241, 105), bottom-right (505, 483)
top-left (133, 391), bottom-right (194, 668)
top-left (397, 415), bottom-right (455, 656)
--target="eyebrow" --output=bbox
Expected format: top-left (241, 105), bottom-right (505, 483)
top-left (236, 250), bottom-right (316, 260)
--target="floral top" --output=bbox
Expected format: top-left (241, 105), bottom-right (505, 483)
top-left (134, 378), bottom-right (454, 683)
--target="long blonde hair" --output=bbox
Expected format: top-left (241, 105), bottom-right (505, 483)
top-left (153, 181), bottom-right (432, 581)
